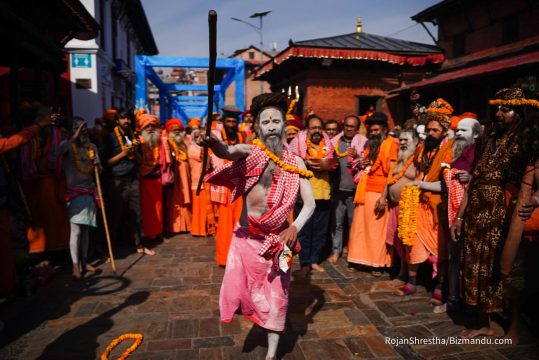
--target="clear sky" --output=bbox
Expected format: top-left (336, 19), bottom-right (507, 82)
top-left (140, 0), bottom-right (441, 57)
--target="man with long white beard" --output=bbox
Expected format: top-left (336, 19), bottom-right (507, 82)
top-left (441, 116), bottom-right (480, 312)
top-left (385, 128), bottom-right (419, 286)
top-left (164, 118), bottom-right (192, 234)
top-left (200, 93), bottom-right (315, 360)
top-left (54, 118), bottom-right (100, 279)
top-left (137, 113), bottom-right (164, 242)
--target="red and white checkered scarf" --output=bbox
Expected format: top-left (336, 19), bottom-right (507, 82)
top-left (205, 145), bottom-right (300, 235)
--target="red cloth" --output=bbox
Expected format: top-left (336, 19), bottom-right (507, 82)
top-left (140, 177), bottom-right (163, 238)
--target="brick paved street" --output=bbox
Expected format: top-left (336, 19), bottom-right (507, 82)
top-left (1, 234), bottom-right (538, 359)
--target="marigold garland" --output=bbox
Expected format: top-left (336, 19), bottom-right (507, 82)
top-left (306, 137), bottom-right (328, 159)
top-left (253, 139), bottom-right (313, 178)
top-left (101, 333), bottom-right (143, 360)
top-left (387, 156), bottom-right (414, 185)
top-left (426, 98), bottom-right (454, 115)
top-left (71, 142), bottom-right (95, 174)
top-left (333, 142), bottom-right (349, 158)
top-left (141, 142), bottom-right (160, 167)
top-left (221, 129), bottom-right (244, 145)
top-left (114, 126), bottom-right (135, 160)
top-left (488, 98), bottom-right (539, 109)
top-left (398, 184), bottom-right (420, 246)
top-left (168, 138), bottom-right (187, 161)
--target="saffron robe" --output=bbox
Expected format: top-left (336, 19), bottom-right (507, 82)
top-left (188, 144), bottom-right (215, 236)
top-left (348, 136), bottom-right (398, 267)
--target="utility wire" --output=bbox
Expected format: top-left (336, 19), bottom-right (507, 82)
top-left (385, 23), bottom-right (419, 37)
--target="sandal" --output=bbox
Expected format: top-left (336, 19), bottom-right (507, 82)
top-left (395, 283), bottom-right (416, 296)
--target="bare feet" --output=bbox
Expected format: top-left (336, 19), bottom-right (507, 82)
top-left (342, 246), bottom-right (348, 254)
top-left (85, 264), bottom-right (99, 273)
top-left (311, 263), bottom-right (325, 272)
top-left (346, 266), bottom-right (359, 273)
top-left (72, 264), bottom-right (81, 280)
top-left (371, 270), bottom-right (382, 277)
top-left (137, 247), bottom-right (156, 256)
top-left (328, 253), bottom-right (339, 264)
top-left (459, 327), bottom-right (495, 339)
top-left (433, 303), bottom-right (447, 314)
top-left (388, 278), bottom-right (406, 287)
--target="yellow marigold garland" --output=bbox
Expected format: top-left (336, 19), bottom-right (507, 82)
top-left (168, 138), bottom-right (187, 161)
top-left (141, 142), bottom-right (160, 167)
top-left (426, 98), bottom-right (454, 115)
top-left (253, 139), bottom-right (313, 178)
top-left (333, 142), bottom-right (348, 158)
top-left (101, 333), bottom-right (143, 360)
top-left (221, 129), bottom-right (244, 144)
top-left (387, 156), bottom-right (414, 186)
top-left (306, 137), bottom-right (328, 159)
top-left (398, 184), bottom-right (420, 246)
top-left (71, 142), bottom-right (95, 174)
top-left (114, 126), bottom-right (134, 160)
top-left (488, 98), bottom-right (539, 109)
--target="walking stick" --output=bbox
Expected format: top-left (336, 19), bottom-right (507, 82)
top-left (94, 165), bottom-right (117, 276)
top-left (196, 10), bottom-right (217, 196)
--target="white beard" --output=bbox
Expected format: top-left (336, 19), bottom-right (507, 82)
top-left (452, 138), bottom-right (472, 160)
top-left (169, 133), bottom-right (186, 152)
top-left (396, 147), bottom-right (414, 172)
top-left (141, 129), bottom-right (160, 148)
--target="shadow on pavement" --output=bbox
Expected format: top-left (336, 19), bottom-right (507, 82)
top-left (36, 291), bottom-right (149, 360)
top-left (241, 274), bottom-right (326, 358)
top-left (0, 273), bottom-right (131, 351)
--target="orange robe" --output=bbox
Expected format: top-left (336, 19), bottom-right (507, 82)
top-left (348, 137), bottom-right (398, 267)
top-left (139, 137), bottom-right (164, 239)
top-left (19, 127), bottom-right (70, 253)
top-left (166, 144), bottom-right (192, 233)
top-left (210, 134), bottom-right (243, 265)
top-left (409, 139), bottom-right (453, 265)
top-left (188, 144), bottom-right (216, 236)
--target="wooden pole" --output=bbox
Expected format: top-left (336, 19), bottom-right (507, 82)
top-left (94, 166), bottom-right (117, 276)
top-left (196, 10), bottom-right (217, 196)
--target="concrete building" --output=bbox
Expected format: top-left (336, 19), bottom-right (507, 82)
top-left (65, 0), bottom-right (157, 126)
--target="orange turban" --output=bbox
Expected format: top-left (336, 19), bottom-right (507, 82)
top-left (449, 116), bottom-right (461, 130)
top-left (137, 113), bottom-right (159, 130)
top-left (103, 108), bottom-right (117, 123)
top-left (165, 118), bottom-right (184, 133)
top-left (188, 118), bottom-right (201, 128)
top-left (459, 112), bottom-right (477, 120)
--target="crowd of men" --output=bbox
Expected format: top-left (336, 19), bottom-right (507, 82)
top-left (0, 87), bottom-right (538, 349)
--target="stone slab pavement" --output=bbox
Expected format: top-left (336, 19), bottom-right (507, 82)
top-left (1, 234), bottom-right (538, 359)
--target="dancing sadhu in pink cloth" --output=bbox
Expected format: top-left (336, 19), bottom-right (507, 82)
top-left (199, 93), bottom-right (315, 360)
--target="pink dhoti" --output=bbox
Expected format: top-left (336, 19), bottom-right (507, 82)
top-left (220, 227), bottom-right (290, 332)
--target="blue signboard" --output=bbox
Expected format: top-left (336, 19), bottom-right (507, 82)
top-left (71, 54), bottom-right (92, 68)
